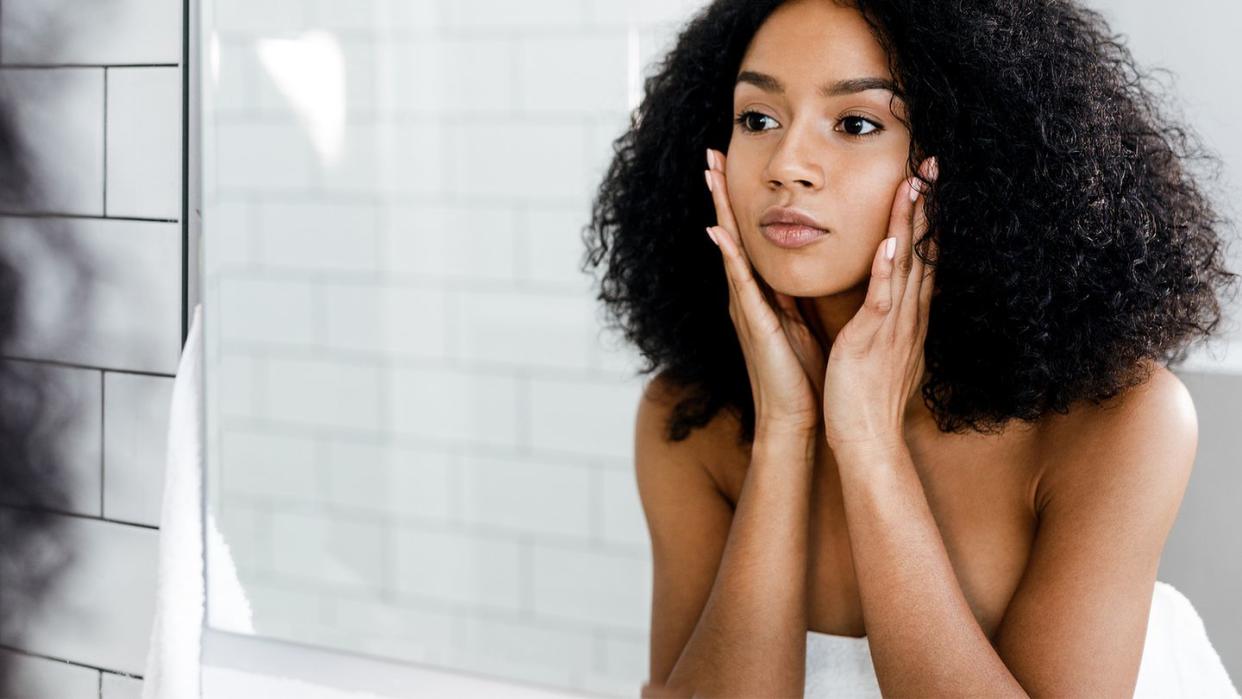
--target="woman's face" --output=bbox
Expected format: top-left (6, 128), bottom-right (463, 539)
top-left (726, 0), bottom-right (913, 297)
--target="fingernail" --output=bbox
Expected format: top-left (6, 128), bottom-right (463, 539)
top-left (706, 226), bottom-right (719, 246)
top-left (705, 148), bottom-right (714, 171)
top-left (928, 156), bottom-right (939, 181)
top-left (908, 178), bottom-right (920, 203)
top-left (885, 237), bottom-right (897, 260)
top-left (704, 170), bottom-right (714, 193)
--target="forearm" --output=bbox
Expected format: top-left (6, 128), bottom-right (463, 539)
top-left (663, 424), bottom-right (817, 697)
top-left (833, 438), bottom-right (1028, 697)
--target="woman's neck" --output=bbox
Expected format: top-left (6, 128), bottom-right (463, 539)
top-left (797, 287), bottom-right (866, 349)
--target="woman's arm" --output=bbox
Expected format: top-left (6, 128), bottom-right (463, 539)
top-left (832, 366), bottom-right (1197, 696)
top-left (833, 437), bottom-right (1029, 697)
top-left (639, 415), bottom-right (818, 698)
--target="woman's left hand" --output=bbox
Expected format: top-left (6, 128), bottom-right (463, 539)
top-left (822, 157), bottom-right (939, 451)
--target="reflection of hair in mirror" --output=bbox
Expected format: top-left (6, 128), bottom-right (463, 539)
top-left (0, 35), bottom-right (96, 699)
top-left (583, 0), bottom-right (1238, 445)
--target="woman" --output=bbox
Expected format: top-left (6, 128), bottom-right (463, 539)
top-left (585, 0), bottom-right (1240, 695)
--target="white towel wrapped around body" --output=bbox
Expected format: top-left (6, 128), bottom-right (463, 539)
top-left (804, 580), bottom-right (1239, 698)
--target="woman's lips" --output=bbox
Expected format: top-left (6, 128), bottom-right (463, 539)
top-left (760, 223), bottom-right (829, 248)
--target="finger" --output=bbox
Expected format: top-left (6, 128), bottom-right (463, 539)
top-left (852, 235), bottom-right (896, 341)
top-left (705, 156), bottom-right (765, 325)
top-left (705, 148), bottom-right (741, 247)
top-left (708, 226), bottom-right (744, 325)
top-left (710, 224), bottom-right (779, 333)
top-left (777, 292), bottom-right (827, 392)
top-left (885, 174), bottom-right (919, 321)
top-left (903, 157), bottom-right (937, 321)
top-left (707, 225), bottom-right (744, 329)
top-left (917, 235), bottom-right (938, 333)
top-left (755, 271), bottom-right (783, 312)
top-left (902, 195), bottom-right (929, 327)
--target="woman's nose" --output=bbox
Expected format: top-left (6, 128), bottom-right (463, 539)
top-left (764, 128), bottom-right (824, 190)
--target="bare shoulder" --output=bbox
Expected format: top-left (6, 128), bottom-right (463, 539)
top-left (1032, 360), bottom-right (1198, 510)
top-left (634, 371), bottom-right (740, 684)
top-left (637, 372), bottom-right (749, 489)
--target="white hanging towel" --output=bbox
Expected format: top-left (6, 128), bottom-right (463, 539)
top-left (140, 303), bottom-right (206, 699)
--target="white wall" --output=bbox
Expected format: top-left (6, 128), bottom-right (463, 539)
top-left (1083, 0), bottom-right (1242, 374)
top-left (202, 0), bottom-right (1242, 694)
top-left (1080, 0), bottom-right (1242, 679)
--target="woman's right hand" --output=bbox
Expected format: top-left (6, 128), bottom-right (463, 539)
top-left (705, 147), bottom-right (827, 435)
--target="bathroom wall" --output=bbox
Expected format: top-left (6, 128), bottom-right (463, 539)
top-left (1084, 0), bottom-right (1242, 679)
top-left (201, 0), bottom-right (1242, 694)
top-left (203, 0), bottom-right (1242, 692)
top-left (0, 0), bottom-right (183, 696)
top-left (201, 1), bottom-right (699, 694)
top-left (0, 0), bottom-right (1233, 697)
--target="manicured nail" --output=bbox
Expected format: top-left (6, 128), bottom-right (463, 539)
top-left (704, 170), bottom-right (714, 193)
top-left (908, 178), bottom-right (920, 203)
top-left (885, 237), bottom-right (897, 260)
top-left (706, 226), bottom-right (719, 246)
top-left (706, 148), bottom-right (714, 170)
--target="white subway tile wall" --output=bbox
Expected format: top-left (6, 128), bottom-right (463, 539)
top-left (203, 0), bottom-right (704, 695)
top-left (105, 67), bottom-right (182, 220)
top-left (0, 68), bottom-right (104, 215)
top-left (0, 0), bottom-right (183, 693)
top-left (9, 517), bottom-right (160, 676)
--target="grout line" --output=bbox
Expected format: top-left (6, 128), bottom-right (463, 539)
top-left (102, 66), bottom-right (107, 217)
top-left (0, 503), bottom-right (158, 530)
top-left (0, 354), bottom-right (176, 378)
top-left (0, 211), bottom-right (178, 223)
top-left (0, 643), bottom-right (143, 681)
top-left (0, 62), bottom-right (178, 68)
top-left (99, 371), bottom-right (105, 518)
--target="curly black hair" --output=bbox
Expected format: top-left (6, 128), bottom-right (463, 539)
top-left (583, 0), bottom-right (1239, 445)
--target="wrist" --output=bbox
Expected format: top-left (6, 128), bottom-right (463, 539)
top-left (826, 432), bottom-right (905, 460)
top-left (756, 418), bottom-right (818, 443)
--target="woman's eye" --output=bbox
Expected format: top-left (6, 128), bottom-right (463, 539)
top-left (733, 110), bottom-right (777, 133)
top-left (733, 110), bottom-right (883, 139)
top-left (839, 115), bottom-right (882, 138)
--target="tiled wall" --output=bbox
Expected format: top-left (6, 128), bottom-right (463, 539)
top-left (201, 1), bottom-right (702, 695)
top-left (0, 0), bottom-right (1233, 697)
top-left (201, 0), bottom-right (1242, 695)
top-left (0, 0), bottom-right (183, 695)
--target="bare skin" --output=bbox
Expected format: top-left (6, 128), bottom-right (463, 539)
top-left (637, 1), bottom-right (1198, 696)
top-left (639, 360), bottom-right (1193, 697)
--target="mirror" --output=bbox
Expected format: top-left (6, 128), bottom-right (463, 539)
top-left (199, 2), bottom-right (693, 695)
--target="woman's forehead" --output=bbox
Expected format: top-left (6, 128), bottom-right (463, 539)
top-left (739, 0), bottom-right (892, 86)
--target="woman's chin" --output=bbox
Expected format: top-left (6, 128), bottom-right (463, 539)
top-left (758, 276), bottom-right (839, 299)
top-left (751, 248), bottom-right (870, 300)
top-left (753, 261), bottom-right (845, 299)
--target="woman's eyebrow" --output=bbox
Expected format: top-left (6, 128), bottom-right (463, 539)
top-left (735, 70), bottom-right (902, 98)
